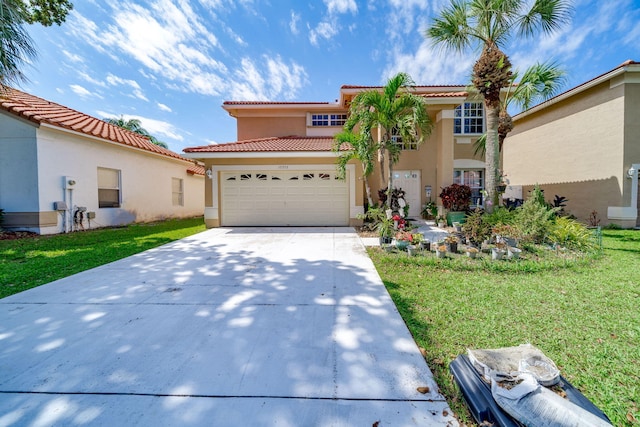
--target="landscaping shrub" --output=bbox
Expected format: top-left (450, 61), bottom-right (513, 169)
top-left (462, 208), bottom-right (491, 245)
top-left (547, 217), bottom-right (596, 250)
top-left (515, 194), bottom-right (557, 244)
top-left (483, 206), bottom-right (517, 227)
top-left (439, 183), bottom-right (471, 211)
top-left (0, 208), bottom-right (4, 229)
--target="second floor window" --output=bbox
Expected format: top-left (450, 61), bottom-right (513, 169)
top-left (311, 113), bottom-right (347, 127)
top-left (391, 128), bottom-right (418, 150)
top-left (454, 102), bottom-right (484, 134)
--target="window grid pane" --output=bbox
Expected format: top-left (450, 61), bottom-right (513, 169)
top-left (172, 178), bottom-right (183, 206)
top-left (454, 103), bottom-right (484, 135)
top-left (98, 168), bottom-right (121, 208)
top-left (453, 169), bottom-right (484, 207)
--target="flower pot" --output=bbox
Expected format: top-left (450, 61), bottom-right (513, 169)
top-left (396, 240), bottom-right (409, 251)
top-left (496, 184), bottom-right (507, 193)
top-left (508, 247), bottom-right (522, 259)
top-left (379, 236), bottom-right (393, 246)
top-left (436, 249), bottom-right (446, 258)
top-left (491, 248), bottom-right (505, 260)
top-left (420, 241), bottom-right (430, 251)
top-left (407, 245), bottom-right (418, 257)
top-left (466, 250), bottom-right (477, 259)
top-left (445, 242), bottom-right (458, 253)
top-left (446, 211), bottom-right (466, 226)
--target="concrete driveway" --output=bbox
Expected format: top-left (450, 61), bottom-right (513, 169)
top-left (0, 227), bottom-right (457, 426)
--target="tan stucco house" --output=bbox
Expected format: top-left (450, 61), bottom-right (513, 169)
top-left (0, 88), bottom-right (205, 234)
top-left (184, 85), bottom-right (488, 228)
top-left (503, 60), bottom-right (640, 227)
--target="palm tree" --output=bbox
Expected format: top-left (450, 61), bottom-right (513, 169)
top-left (333, 129), bottom-right (376, 207)
top-left (106, 116), bottom-right (169, 149)
top-left (426, 0), bottom-right (572, 212)
top-left (0, 0), bottom-right (36, 89)
top-left (473, 60), bottom-right (566, 156)
top-left (344, 72), bottom-right (433, 202)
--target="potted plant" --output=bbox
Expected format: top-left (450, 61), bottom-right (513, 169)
top-left (496, 171), bottom-right (508, 193)
top-left (462, 208), bottom-right (491, 247)
top-left (435, 244), bottom-right (447, 258)
top-left (376, 217), bottom-right (394, 245)
top-left (436, 215), bottom-right (447, 228)
top-left (439, 183), bottom-right (472, 226)
top-left (444, 235), bottom-right (459, 253)
top-left (491, 242), bottom-right (507, 260)
top-left (492, 224), bottom-right (522, 248)
top-left (507, 246), bottom-right (522, 259)
top-left (395, 231), bottom-right (413, 251)
top-left (421, 201), bottom-right (438, 220)
top-left (465, 246), bottom-right (479, 259)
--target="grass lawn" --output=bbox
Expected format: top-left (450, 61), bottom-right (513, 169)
top-left (0, 217), bottom-right (206, 299)
top-left (369, 229), bottom-right (639, 427)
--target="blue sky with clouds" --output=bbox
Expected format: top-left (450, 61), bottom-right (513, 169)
top-left (18, 0), bottom-right (640, 153)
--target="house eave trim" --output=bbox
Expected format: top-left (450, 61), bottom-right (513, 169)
top-left (183, 151), bottom-right (340, 159)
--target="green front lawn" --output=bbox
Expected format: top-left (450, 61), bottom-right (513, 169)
top-left (0, 217), bottom-right (206, 299)
top-left (369, 229), bottom-right (639, 426)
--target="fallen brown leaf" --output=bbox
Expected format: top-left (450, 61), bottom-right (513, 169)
top-left (417, 386), bottom-right (430, 394)
top-left (419, 347), bottom-right (427, 357)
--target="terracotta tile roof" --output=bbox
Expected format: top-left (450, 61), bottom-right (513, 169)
top-left (187, 163), bottom-right (206, 175)
top-left (223, 101), bottom-right (330, 106)
top-left (341, 84), bottom-right (466, 89)
top-left (184, 136), bottom-right (347, 153)
top-left (0, 88), bottom-right (192, 165)
top-left (421, 91), bottom-right (468, 98)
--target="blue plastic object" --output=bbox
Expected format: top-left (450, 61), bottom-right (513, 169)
top-left (449, 354), bottom-right (612, 426)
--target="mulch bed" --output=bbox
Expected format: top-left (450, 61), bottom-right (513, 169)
top-left (0, 231), bottom-right (38, 240)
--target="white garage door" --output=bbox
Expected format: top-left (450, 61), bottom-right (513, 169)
top-left (221, 170), bottom-right (349, 226)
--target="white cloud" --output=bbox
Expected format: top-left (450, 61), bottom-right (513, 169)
top-left (382, 41), bottom-right (473, 85)
top-left (62, 50), bottom-right (84, 63)
top-left (98, 111), bottom-right (184, 141)
top-left (157, 103), bottom-right (172, 112)
top-left (324, 0), bottom-right (357, 14)
top-left (70, 84), bottom-right (103, 99)
top-left (67, 2), bottom-right (308, 102)
top-left (289, 10), bottom-right (300, 35)
top-left (79, 72), bottom-right (107, 88)
top-left (309, 19), bottom-right (339, 46)
top-left (229, 55), bottom-right (308, 101)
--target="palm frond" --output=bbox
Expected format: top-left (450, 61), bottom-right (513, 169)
top-left (510, 60), bottom-right (566, 110)
top-left (517, 0), bottom-right (573, 38)
top-left (0, 0), bottom-right (36, 87)
top-left (426, 0), bottom-right (474, 52)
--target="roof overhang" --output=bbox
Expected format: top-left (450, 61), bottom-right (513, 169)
top-left (515, 61), bottom-right (640, 121)
top-left (183, 151), bottom-right (340, 160)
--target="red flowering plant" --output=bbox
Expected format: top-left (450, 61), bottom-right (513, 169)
top-left (439, 183), bottom-right (472, 212)
top-left (392, 214), bottom-right (406, 230)
top-left (395, 231), bottom-right (414, 243)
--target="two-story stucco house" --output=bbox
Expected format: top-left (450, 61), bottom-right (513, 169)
top-left (503, 60), bottom-right (640, 227)
top-left (0, 88), bottom-right (205, 235)
top-left (184, 85), bottom-right (488, 228)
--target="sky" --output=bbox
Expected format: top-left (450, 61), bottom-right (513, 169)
top-left (18, 0), bottom-right (640, 153)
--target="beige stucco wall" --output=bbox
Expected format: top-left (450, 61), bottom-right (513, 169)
top-left (236, 116), bottom-right (307, 141)
top-left (5, 125), bottom-right (204, 234)
top-left (504, 80), bottom-right (628, 225)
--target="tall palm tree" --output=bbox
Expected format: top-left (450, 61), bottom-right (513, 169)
top-left (426, 0), bottom-right (572, 212)
top-left (344, 72), bottom-right (433, 201)
top-left (473, 60), bottom-right (566, 156)
top-left (106, 116), bottom-right (169, 149)
top-left (333, 129), bottom-right (376, 207)
top-left (0, 0), bottom-right (36, 89)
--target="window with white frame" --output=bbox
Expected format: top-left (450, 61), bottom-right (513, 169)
top-left (453, 169), bottom-right (484, 207)
top-left (391, 127), bottom-right (418, 150)
top-left (172, 178), bottom-right (184, 206)
top-left (310, 113), bottom-right (347, 127)
top-left (97, 167), bottom-right (121, 208)
top-left (454, 102), bottom-right (484, 134)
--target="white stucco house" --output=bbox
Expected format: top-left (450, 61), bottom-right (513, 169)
top-left (0, 88), bottom-right (205, 235)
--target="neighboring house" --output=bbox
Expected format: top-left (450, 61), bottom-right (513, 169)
top-left (184, 86), bottom-right (488, 228)
top-left (0, 88), bottom-right (205, 235)
top-left (503, 60), bottom-right (640, 228)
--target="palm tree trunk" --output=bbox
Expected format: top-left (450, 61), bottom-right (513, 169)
top-left (363, 174), bottom-right (374, 207)
top-left (387, 147), bottom-right (393, 200)
top-left (485, 101), bottom-right (500, 213)
top-left (378, 148), bottom-right (386, 191)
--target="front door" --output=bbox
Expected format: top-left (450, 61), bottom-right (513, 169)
top-left (393, 170), bottom-right (421, 218)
